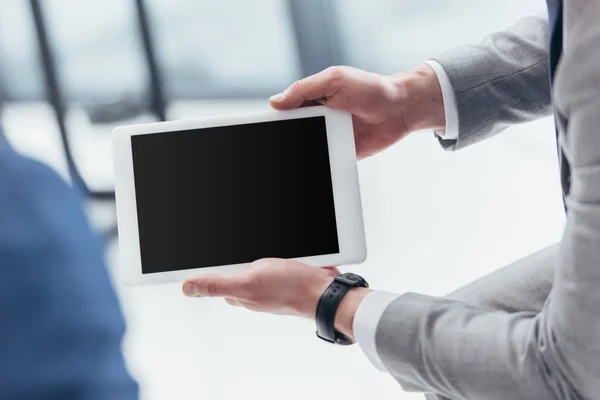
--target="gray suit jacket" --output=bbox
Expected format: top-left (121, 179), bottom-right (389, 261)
top-left (375, 3), bottom-right (600, 400)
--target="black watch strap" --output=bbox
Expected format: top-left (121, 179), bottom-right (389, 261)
top-left (315, 273), bottom-right (368, 345)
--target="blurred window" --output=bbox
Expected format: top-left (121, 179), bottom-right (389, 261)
top-left (146, 0), bottom-right (300, 99)
top-left (1, 0), bottom-right (302, 103)
top-left (0, 0), bottom-right (44, 101)
top-left (334, 0), bottom-right (546, 74)
top-left (42, 0), bottom-right (149, 104)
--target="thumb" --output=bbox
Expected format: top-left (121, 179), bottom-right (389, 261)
top-left (269, 67), bottom-right (345, 110)
top-left (182, 274), bottom-right (248, 298)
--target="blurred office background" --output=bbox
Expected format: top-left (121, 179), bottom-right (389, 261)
top-left (0, 1), bottom-right (563, 399)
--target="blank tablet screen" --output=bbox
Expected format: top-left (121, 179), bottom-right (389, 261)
top-left (131, 116), bottom-right (340, 274)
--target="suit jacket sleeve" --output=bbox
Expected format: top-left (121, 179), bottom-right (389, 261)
top-left (0, 142), bottom-right (138, 399)
top-left (432, 14), bottom-right (552, 150)
top-left (374, 5), bottom-right (600, 399)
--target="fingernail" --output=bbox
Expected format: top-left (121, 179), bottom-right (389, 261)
top-left (183, 282), bottom-right (197, 297)
top-left (269, 93), bottom-right (283, 102)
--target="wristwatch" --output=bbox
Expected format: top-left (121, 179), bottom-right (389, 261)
top-left (315, 273), bottom-right (369, 345)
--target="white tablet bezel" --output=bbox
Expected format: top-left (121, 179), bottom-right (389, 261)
top-left (112, 106), bottom-right (366, 285)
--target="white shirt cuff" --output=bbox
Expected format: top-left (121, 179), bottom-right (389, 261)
top-left (353, 291), bottom-right (401, 372)
top-left (425, 60), bottom-right (459, 140)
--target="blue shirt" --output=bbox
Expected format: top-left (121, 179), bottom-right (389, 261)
top-left (0, 133), bottom-right (138, 399)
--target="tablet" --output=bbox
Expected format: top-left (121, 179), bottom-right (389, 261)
top-left (112, 106), bottom-right (366, 285)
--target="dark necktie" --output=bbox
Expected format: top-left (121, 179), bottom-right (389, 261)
top-left (546, 0), bottom-right (570, 205)
top-left (547, 0), bottom-right (563, 80)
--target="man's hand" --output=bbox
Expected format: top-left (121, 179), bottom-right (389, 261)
top-left (182, 259), bottom-right (371, 340)
top-left (269, 64), bottom-right (446, 159)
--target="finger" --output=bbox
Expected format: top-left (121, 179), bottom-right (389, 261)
top-left (269, 68), bottom-right (344, 110)
top-left (182, 274), bottom-right (248, 298)
top-left (298, 99), bottom-right (325, 108)
top-left (225, 297), bottom-right (255, 307)
top-left (246, 257), bottom-right (283, 270)
top-left (225, 297), bottom-right (242, 307)
top-left (323, 266), bottom-right (342, 275)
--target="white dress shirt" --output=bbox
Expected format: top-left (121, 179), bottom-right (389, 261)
top-left (426, 60), bottom-right (459, 140)
top-left (353, 60), bottom-right (458, 372)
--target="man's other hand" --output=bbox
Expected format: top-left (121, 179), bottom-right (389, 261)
top-left (182, 259), bottom-right (371, 339)
top-left (182, 259), bottom-right (338, 318)
top-left (269, 65), bottom-right (446, 159)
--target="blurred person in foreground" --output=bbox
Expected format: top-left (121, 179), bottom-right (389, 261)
top-left (0, 125), bottom-right (137, 398)
top-left (183, 2), bottom-right (600, 399)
